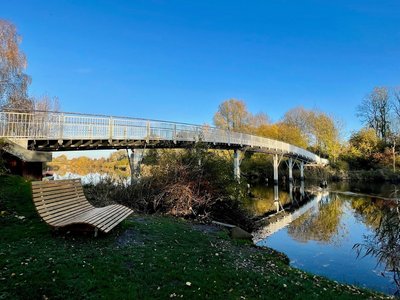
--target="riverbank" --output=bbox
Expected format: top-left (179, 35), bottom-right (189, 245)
top-left (0, 175), bottom-right (391, 299)
top-left (302, 167), bottom-right (400, 183)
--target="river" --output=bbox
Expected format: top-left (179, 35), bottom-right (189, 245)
top-left (246, 182), bottom-right (399, 295)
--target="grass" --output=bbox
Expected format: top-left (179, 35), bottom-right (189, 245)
top-left (0, 175), bottom-right (392, 299)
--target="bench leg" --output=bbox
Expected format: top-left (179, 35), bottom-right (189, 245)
top-left (94, 228), bottom-right (98, 238)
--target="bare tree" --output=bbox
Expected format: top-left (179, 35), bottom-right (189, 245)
top-left (247, 112), bottom-right (270, 129)
top-left (34, 95), bottom-right (60, 112)
top-left (0, 20), bottom-right (31, 110)
top-left (393, 88), bottom-right (400, 120)
top-left (213, 99), bottom-right (249, 131)
top-left (282, 106), bottom-right (314, 144)
top-left (357, 87), bottom-right (391, 141)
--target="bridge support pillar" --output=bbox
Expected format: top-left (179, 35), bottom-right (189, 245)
top-left (128, 149), bottom-right (144, 180)
top-left (288, 158), bottom-right (293, 183)
top-left (300, 161), bottom-right (304, 181)
top-left (273, 154), bottom-right (279, 185)
top-left (300, 180), bottom-right (305, 198)
top-left (234, 149), bottom-right (241, 182)
top-left (274, 184), bottom-right (280, 212)
top-left (289, 182), bottom-right (293, 201)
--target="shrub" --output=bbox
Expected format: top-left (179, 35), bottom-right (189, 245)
top-left (84, 144), bottom-right (251, 224)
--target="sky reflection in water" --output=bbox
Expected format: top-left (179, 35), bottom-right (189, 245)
top-left (250, 185), bottom-right (397, 295)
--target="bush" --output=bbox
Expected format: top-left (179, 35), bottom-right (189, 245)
top-left (84, 144), bottom-right (251, 224)
top-left (0, 139), bottom-right (9, 175)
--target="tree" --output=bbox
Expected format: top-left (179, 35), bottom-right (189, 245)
top-left (256, 123), bottom-right (308, 148)
top-left (0, 20), bottom-right (31, 110)
top-left (283, 107), bottom-right (342, 159)
top-left (33, 94), bottom-right (60, 111)
top-left (311, 112), bottom-right (342, 161)
top-left (282, 107), bottom-right (314, 144)
top-left (246, 112), bottom-right (270, 132)
top-left (349, 128), bottom-right (380, 157)
top-left (357, 87), bottom-right (391, 141)
top-left (392, 87), bottom-right (400, 120)
top-left (213, 99), bottom-right (249, 131)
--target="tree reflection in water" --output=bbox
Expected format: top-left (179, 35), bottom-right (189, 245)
top-left (353, 190), bottom-right (400, 295)
top-left (287, 195), bottom-right (344, 244)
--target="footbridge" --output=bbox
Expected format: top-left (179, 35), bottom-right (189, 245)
top-left (0, 110), bottom-right (328, 181)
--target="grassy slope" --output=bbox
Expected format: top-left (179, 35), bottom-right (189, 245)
top-left (0, 176), bottom-right (390, 299)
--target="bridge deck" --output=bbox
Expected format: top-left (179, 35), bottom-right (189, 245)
top-left (0, 111), bottom-right (328, 164)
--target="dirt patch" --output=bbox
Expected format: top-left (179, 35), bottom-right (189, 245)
top-left (190, 223), bottom-right (223, 234)
top-left (115, 228), bottom-right (147, 247)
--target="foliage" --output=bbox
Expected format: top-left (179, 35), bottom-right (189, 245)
top-left (349, 128), bottom-right (380, 157)
top-left (213, 99), bottom-right (250, 131)
top-left (241, 152), bottom-right (272, 182)
top-left (0, 138), bottom-right (9, 175)
top-left (353, 193), bottom-right (400, 295)
top-left (256, 122), bottom-right (308, 149)
top-left (287, 196), bottom-right (344, 244)
top-left (48, 151), bottom-right (130, 177)
top-left (357, 87), bottom-right (391, 141)
top-left (0, 20), bottom-right (59, 111)
top-left (85, 145), bottom-right (249, 225)
top-left (283, 106), bottom-right (314, 142)
top-left (0, 20), bottom-right (31, 110)
top-left (213, 98), bottom-right (271, 133)
top-left (0, 175), bottom-right (390, 299)
top-left (282, 107), bottom-right (342, 160)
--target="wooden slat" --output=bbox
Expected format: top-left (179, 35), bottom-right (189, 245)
top-left (31, 179), bottom-right (81, 186)
top-left (51, 207), bottom-right (96, 226)
top-left (94, 207), bottom-right (132, 231)
top-left (101, 209), bottom-right (133, 233)
top-left (90, 206), bottom-right (127, 226)
top-left (45, 205), bottom-right (94, 224)
top-left (43, 202), bottom-right (93, 219)
top-left (32, 184), bottom-right (82, 195)
top-left (32, 181), bottom-right (80, 192)
top-left (32, 186), bottom-right (83, 197)
top-left (33, 192), bottom-right (85, 204)
top-left (35, 198), bottom-right (88, 209)
top-left (32, 182), bottom-right (83, 192)
top-left (34, 195), bottom-right (86, 207)
top-left (38, 201), bottom-right (93, 218)
top-left (55, 206), bottom-right (113, 227)
top-left (76, 206), bottom-right (122, 225)
top-left (35, 196), bottom-right (87, 210)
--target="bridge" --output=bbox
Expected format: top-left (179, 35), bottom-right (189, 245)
top-left (0, 110), bottom-right (328, 180)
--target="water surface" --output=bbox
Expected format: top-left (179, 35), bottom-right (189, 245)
top-left (247, 184), bottom-right (398, 295)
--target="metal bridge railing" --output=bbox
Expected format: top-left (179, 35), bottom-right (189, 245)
top-left (0, 110), bottom-right (329, 164)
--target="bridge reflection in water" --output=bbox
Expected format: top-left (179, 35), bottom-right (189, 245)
top-left (247, 186), bottom-right (330, 243)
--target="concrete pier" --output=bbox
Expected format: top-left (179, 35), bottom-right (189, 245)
top-left (234, 149), bottom-right (241, 181)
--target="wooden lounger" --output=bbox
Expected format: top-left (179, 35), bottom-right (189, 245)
top-left (31, 179), bottom-right (133, 235)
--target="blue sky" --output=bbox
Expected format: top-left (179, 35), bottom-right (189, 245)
top-left (2, 0), bottom-right (400, 158)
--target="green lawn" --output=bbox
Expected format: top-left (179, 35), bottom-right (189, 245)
top-left (0, 175), bottom-right (390, 299)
